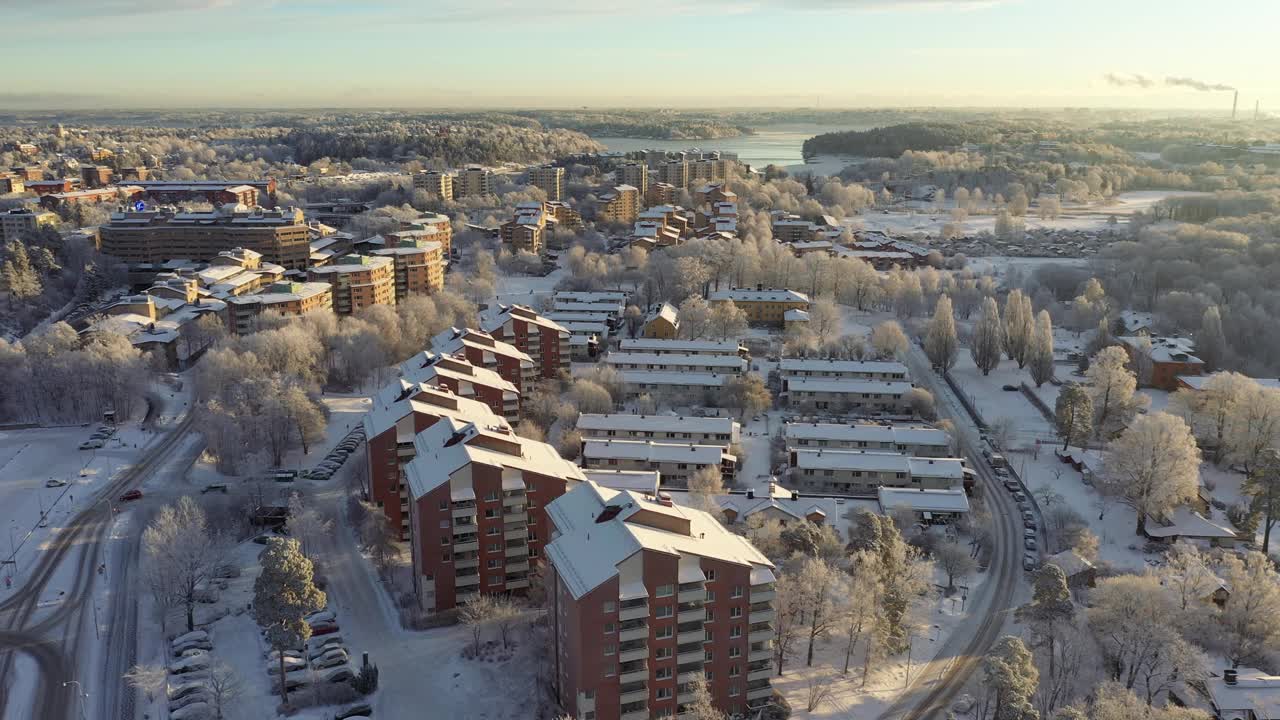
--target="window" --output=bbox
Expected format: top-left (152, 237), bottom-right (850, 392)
top-left (583, 690), bottom-right (595, 700)
top-left (705, 609), bottom-right (714, 622)
top-left (705, 589), bottom-right (715, 603)
top-left (442, 552), bottom-right (450, 562)
top-left (489, 576), bottom-right (503, 586)
top-left (603, 643), bottom-right (616, 656)
top-left (705, 669), bottom-right (714, 681)
top-left (730, 606), bottom-right (742, 619)
top-left (487, 559), bottom-right (501, 569)
top-left (731, 585), bottom-right (744, 598)
top-left (485, 491), bottom-right (498, 502)
top-left (656, 666), bottom-right (672, 680)
top-left (440, 536), bottom-right (450, 545)
top-left (729, 664), bottom-right (740, 678)
top-left (729, 684), bottom-right (740, 697)
top-left (655, 626), bottom-right (673, 639)
top-left (655, 647), bottom-right (673, 660)
top-left (486, 526), bottom-right (500, 536)
top-left (584, 712), bottom-right (595, 720)
top-left (730, 625), bottom-right (742, 638)
top-left (604, 664), bottom-right (616, 677)
top-left (439, 520), bottom-right (450, 529)
top-left (485, 508), bottom-right (498, 518)
top-left (704, 650), bottom-right (714, 662)
top-left (604, 622), bottom-right (616, 634)
top-left (656, 584), bottom-right (674, 598)
top-left (487, 543), bottom-right (500, 552)
top-left (706, 569), bottom-right (716, 581)
top-left (704, 629), bottom-right (714, 642)
top-left (729, 646), bottom-right (741, 658)
top-left (438, 500), bottom-right (448, 511)
top-left (656, 688), bottom-right (673, 700)
top-left (655, 605), bottom-right (673, 618)
top-left (602, 601), bottom-right (616, 614)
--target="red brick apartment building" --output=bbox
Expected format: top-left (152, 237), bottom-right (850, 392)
top-left (545, 482), bottom-right (777, 720)
top-left (430, 327), bottom-right (539, 394)
top-left (398, 351), bottom-right (521, 423)
top-left (363, 382), bottom-right (506, 540)
top-left (404, 418), bottom-right (585, 612)
top-left (131, 179), bottom-right (277, 206)
top-left (484, 304), bottom-right (571, 381)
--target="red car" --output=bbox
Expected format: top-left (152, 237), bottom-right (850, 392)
top-left (119, 489), bottom-right (143, 502)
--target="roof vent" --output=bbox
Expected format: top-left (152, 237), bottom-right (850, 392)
top-left (596, 505), bottom-right (624, 523)
top-left (1224, 669), bottom-right (1238, 685)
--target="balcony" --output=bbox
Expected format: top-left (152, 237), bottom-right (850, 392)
top-left (503, 511), bottom-right (526, 524)
top-left (619, 643), bottom-right (647, 663)
top-left (677, 607), bottom-right (703, 623)
top-left (620, 624), bottom-right (648, 643)
top-left (748, 665), bottom-right (772, 681)
top-left (504, 527), bottom-right (526, 541)
top-left (676, 648), bottom-right (703, 665)
top-left (619, 683), bottom-right (648, 705)
top-left (620, 707), bottom-right (648, 720)
top-left (749, 608), bottom-right (775, 624)
top-left (397, 443), bottom-right (415, 458)
top-left (751, 588), bottom-right (775, 603)
top-left (505, 578), bottom-right (530, 590)
top-left (619, 662), bottom-right (648, 684)
top-left (454, 557), bottom-right (478, 570)
top-left (619, 601), bottom-right (648, 622)
top-left (677, 628), bottom-right (704, 645)
top-left (455, 540), bottom-right (479, 553)
top-left (507, 560), bottom-right (530, 573)
top-left (677, 586), bottom-right (704, 603)
top-left (746, 681), bottom-right (773, 700)
top-left (455, 573), bottom-right (480, 587)
top-left (452, 522), bottom-right (477, 536)
top-left (748, 646), bottom-right (772, 663)
top-left (748, 623), bottom-right (774, 642)
top-left (452, 507), bottom-right (477, 520)
top-left (504, 544), bottom-right (528, 558)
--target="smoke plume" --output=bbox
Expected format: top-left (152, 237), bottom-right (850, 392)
top-left (1165, 76), bottom-right (1235, 92)
top-left (1105, 73), bottom-right (1155, 88)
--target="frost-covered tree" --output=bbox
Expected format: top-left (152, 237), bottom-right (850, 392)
top-left (1168, 371), bottom-right (1252, 463)
top-left (935, 541), bottom-right (976, 590)
top-left (1244, 451), bottom-right (1280, 553)
top-left (721, 374), bottom-right (771, 419)
top-left (971, 296), bottom-right (1004, 375)
top-left (678, 295), bottom-right (712, 340)
top-left (682, 675), bottom-right (725, 720)
top-left (1217, 550), bottom-right (1280, 667)
top-left (983, 635), bottom-right (1040, 720)
top-left (1223, 387), bottom-right (1280, 476)
top-left (1196, 305), bottom-right (1226, 372)
top-left (1054, 384), bottom-right (1093, 451)
top-left (1003, 289), bottom-right (1034, 368)
top-left (924, 295), bottom-right (959, 371)
top-left (707, 300), bottom-right (747, 341)
top-left (254, 537), bottom-right (325, 705)
top-left (1017, 565), bottom-right (1075, 679)
top-left (808, 297), bottom-right (842, 344)
top-left (1087, 346), bottom-right (1143, 438)
top-left (687, 465), bottom-right (725, 512)
top-left (143, 496), bottom-right (229, 632)
top-left (869, 320), bottom-right (908, 360)
top-left (837, 553), bottom-right (880, 676)
top-left (1028, 311), bottom-right (1055, 387)
top-left (1104, 412), bottom-right (1200, 535)
top-left (286, 492), bottom-right (332, 560)
top-left (1087, 574), bottom-right (1178, 691)
top-left (796, 557), bottom-right (840, 667)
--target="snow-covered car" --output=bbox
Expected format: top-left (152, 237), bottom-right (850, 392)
top-left (169, 652), bottom-right (211, 675)
top-left (305, 609), bottom-right (335, 625)
top-left (1023, 517), bottom-right (1036, 530)
top-left (170, 630), bottom-right (209, 648)
top-left (1003, 480), bottom-right (1020, 492)
top-left (310, 621), bottom-right (339, 636)
top-left (170, 700), bottom-right (214, 720)
top-left (167, 678), bottom-right (211, 701)
top-left (79, 439), bottom-right (105, 450)
top-left (1022, 554), bottom-right (1038, 571)
top-left (169, 690), bottom-right (211, 712)
top-left (1024, 537), bottom-right (1037, 551)
top-left (172, 640), bottom-right (212, 656)
top-left (177, 647), bottom-right (209, 659)
top-left (266, 648), bottom-right (304, 662)
top-left (312, 648), bottom-right (349, 669)
top-left (268, 670), bottom-right (311, 693)
top-left (267, 656), bottom-right (308, 673)
top-left (319, 666), bottom-right (355, 684)
top-left (45, 479), bottom-right (68, 488)
top-left (307, 632), bottom-right (343, 651)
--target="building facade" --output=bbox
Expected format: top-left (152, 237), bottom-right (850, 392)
top-left (708, 287), bottom-right (810, 326)
top-left (546, 482), bottom-right (777, 720)
top-left (528, 164), bottom-right (565, 201)
top-left (371, 238), bottom-right (444, 299)
top-left (0, 208), bottom-right (58, 242)
top-left (307, 254), bottom-right (397, 314)
top-left (413, 170), bottom-right (455, 201)
top-left (599, 185), bottom-right (641, 225)
top-left (483, 304), bottom-right (571, 381)
top-left (617, 162), bottom-right (649, 200)
top-left (100, 205), bottom-right (312, 269)
top-left (399, 351), bottom-right (521, 423)
top-left (455, 166), bottom-right (494, 198)
top-left (224, 281), bottom-right (333, 335)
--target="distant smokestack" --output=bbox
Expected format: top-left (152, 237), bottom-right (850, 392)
top-left (1233, 90), bottom-right (1239, 119)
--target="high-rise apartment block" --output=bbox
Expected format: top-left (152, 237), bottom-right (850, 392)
top-left (483, 304), bottom-right (571, 381)
top-left (529, 164), bottom-right (565, 201)
top-left (371, 236), bottom-right (444, 299)
top-left (223, 281), bottom-right (333, 335)
top-left (100, 205), bottom-right (312, 269)
top-left (598, 185), bottom-right (641, 225)
top-left (430, 327), bottom-right (539, 393)
top-left (307, 254), bottom-right (396, 314)
top-left (0, 208), bottom-right (58, 242)
top-left (657, 159), bottom-right (689, 189)
top-left (413, 170), bottom-right (455, 201)
top-left (455, 166), bottom-right (494, 198)
top-left (405, 417), bottom-right (585, 612)
top-left (617, 163), bottom-right (649, 201)
top-left (546, 481), bottom-right (777, 720)
top-left (398, 351), bottom-right (521, 423)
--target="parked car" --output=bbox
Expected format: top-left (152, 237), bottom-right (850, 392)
top-left (320, 666), bottom-right (355, 684)
top-left (167, 679), bottom-right (211, 701)
top-left (79, 440), bottom-right (105, 450)
top-left (169, 690), bottom-right (211, 712)
top-left (310, 621), bottom-right (339, 636)
top-left (1012, 491), bottom-right (1027, 503)
top-left (169, 652), bottom-right (211, 675)
top-left (313, 648), bottom-right (349, 669)
top-left (1022, 554), bottom-right (1038, 571)
top-left (1002, 384), bottom-right (1019, 392)
top-left (45, 479), bottom-right (68, 488)
top-left (201, 483), bottom-right (228, 494)
top-left (306, 609), bottom-right (336, 625)
top-left (172, 639), bottom-right (212, 656)
top-left (1024, 538), bottom-right (1037, 551)
top-left (1004, 480), bottom-right (1020, 492)
top-left (1024, 518), bottom-right (1036, 530)
top-left (119, 489), bottom-right (143, 502)
top-left (267, 656), bottom-right (308, 673)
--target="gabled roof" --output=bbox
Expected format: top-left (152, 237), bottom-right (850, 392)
top-left (397, 351), bottom-right (519, 394)
top-left (405, 417), bottom-right (585, 500)
top-left (430, 327), bottom-right (533, 365)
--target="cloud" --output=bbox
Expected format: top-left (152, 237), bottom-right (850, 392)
top-left (1165, 76), bottom-right (1235, 92)
top-left (1105, 73), bottom-right (1156, 88)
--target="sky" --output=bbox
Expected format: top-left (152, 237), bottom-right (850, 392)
top-left (3, 0), bottom-right (1277, 111)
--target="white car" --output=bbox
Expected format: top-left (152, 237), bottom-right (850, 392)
top-left (313, 648), bottom-right (349, 670)
top-left (167, 678), bottom-right (211, 701)
top-left (305, 609), bottom-right (336, 625)
top-left (266, 648), bottom-right (304, 662)
top-left (306, 633), bottom-right (344, 653)
top-left (267, 656), bottom-right (308, 673)
top-left (44, 479), bottom-right (68, 488)
top-left (320, 665), bottom-right (355, 684)
top-left (169, 652), bottom-right (210, 675)
top-left (171, 630), bottom-right (209, 647)
top-left (172, 639), bottom-right (212, 657)
top-left (169, 690), bottom-right (211, 712)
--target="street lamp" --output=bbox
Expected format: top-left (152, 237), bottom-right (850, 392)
top-left (62, 680), bottom-right (88, 720)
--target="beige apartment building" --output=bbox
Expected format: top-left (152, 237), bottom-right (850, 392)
top-left (0, 208), bottom-right (58, 242)
top-left (100, 206), bottom-right (312, 269)
top-left (455, 166), bottom-right (494, 198)
top-left (576, 414), bottom-right (740, 449)
top-left (528, 164), bottom-right (565, 201)
top-left (580, 438), bottom-right (738, 485)
top-left (784, 377), bottom-right (912, 413)
top-left (598, 184), bottom-right (641, 225)
top-left (657, 159), bottom-right (689, 188)
top-left (371, 237), bottom-right (444, 299)
top-left (788, 449), bottom-right (966, 496)
top-left (413, 170), bottom-right (455, 201)
top-left (783, 422), bottom-right (951, 457)
top-left (708, 287), bottom-right (810, 325)
top-left (307, 254), bottom-right (396, 314)
top-left (224, 281), bottom-right (333, 335)
top-left (617, 162), bottom-right (649, 200)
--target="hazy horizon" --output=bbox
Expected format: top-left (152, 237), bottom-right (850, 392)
top-left (4, 0), bottom-right (1277, 113)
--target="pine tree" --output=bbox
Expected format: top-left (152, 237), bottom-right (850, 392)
top-left (2, 240), bottom-right (41, 303)
top-left (254, 537), bottom-right (326, 705)
top-left (924, 295), bottom-right (959, 371)
top-left (983, 636), bottom-right (1040, 720)
top-left (970, 296), bottom-right (1003, 375)
top-left (1028, 310), bottom-right (1055, 387)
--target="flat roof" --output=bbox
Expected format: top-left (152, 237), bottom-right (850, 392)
top-left (786, 377), bottom-right (913, 395)
top-left (780, 358), bottom-right (909, 375)
top-left (577, 413), bottom-right (737, 435)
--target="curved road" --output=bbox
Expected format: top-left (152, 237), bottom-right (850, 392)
top-left (0, 409), bottom-right (195, 719)
top-left (879, 344), bottom-right (1024, 720)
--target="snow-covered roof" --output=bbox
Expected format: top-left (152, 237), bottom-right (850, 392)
top-left (1119, 335), bottom-right (1203, 365)
top-left (784, 422), bottom-right (949, 448)
top-left (397, 351), bottom-right (518, 394)
top-left (606, 352), bottom-right (746, 371)
top-left (581, 439), bottom-right (733, 465)
top-left (544, 482), bottom-right (773, 600)
top-left (619, 370), bottom-right (731, 388)
top-left (582, 469), bottom-right (661, 495)
top-left (1177, 373), bottom-right (1280, 391)
top-left (482, 304), bottom-right (569, 337)
top-left (779, 358), bottom-right (909, 376)
top-left (784, 309), bottom-right (809, 322)
top-left (363, 383), bottom-right (503, 440)
top-left (877, 487), bottom-right (970, 514)
top-left (619, 338), bottom-right (744, 355)
top-left (1207, 667), bottom-right (1280, 720)
top-left (1045, 549), bottom-right (1094, 577)
top-left (792, 449), bottom-right (964, 479)
top-left (709, 288), bottom-right (810, 304)
top-left (1146, 507), bottom-right (1237, 540)
top-left (576, 413), bottom-right (737, 436)
top-left (646, 302), bottom-right (679, 329)
top-left (786, 377), bottom-right (913, 395)
top-left (430, 327), bottom-right (533, 364)
top-left (405, 417), bottom-right (585, 500)
top-left (553, 290), bottom-right (628, 303)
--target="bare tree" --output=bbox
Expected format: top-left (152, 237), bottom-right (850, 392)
top-left (460, 595), bottom-right (496, 655)
top-left (806, 672), bottom-right (836, 712)
top-left (143, 496), bottom-right (229, 632)
top-left (206, 661), bottom-right (243, 720)
top-left (935, 542), bottom-right (976, 591)
top-left (123, 663), bottom-right (167, 705)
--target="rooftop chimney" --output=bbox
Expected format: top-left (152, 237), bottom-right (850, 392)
top-left (1224, 669), bottom-right (1238, 685)
top-left (657, 492), bottom-right (673, 507)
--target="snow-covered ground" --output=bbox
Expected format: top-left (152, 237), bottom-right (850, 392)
top-left (0, 375), bottom-right (193, 600)
top-left (773, 559), bottom-right (987, 719)
top-left (853, 190), bottom-right (1211, 237)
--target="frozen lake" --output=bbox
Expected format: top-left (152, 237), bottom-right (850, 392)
top-left (593, 122), bottom-right (872, 174)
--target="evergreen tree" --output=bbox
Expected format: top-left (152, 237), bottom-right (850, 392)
top-left (983, 635), bottom-right (1040, 720)
top-left (254, 537), bottom-right (326, 704)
